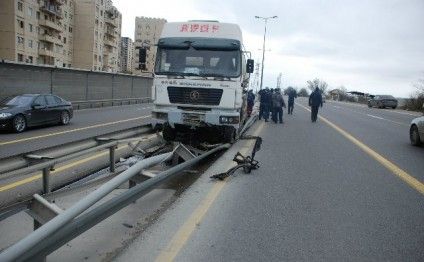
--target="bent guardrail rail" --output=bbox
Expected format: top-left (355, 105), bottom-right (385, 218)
top-left (0, 152), bottom-right (174, 262)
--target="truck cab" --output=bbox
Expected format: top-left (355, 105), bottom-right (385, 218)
top-left (151, 21), bottom-right (253, 143)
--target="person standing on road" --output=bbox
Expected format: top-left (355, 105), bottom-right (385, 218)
top-left (258, 87), bottom-right (271, 121)
top-left (272, 88), bottom-right (286, 124)
top-left (247, 89), bottom-right (255, 117)
top-left (309, 87), bottom-right (323, 122)
top-left (287, 89), bottom-right (297, 115)
top-left (269, 88), bottom-right (275, 120)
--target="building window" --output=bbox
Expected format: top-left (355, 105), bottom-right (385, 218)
top-left (63, 63), bottom-right (66, 67)
top-left (18, 53), bottom-right (24, 62)
top-left (36, 11), bottom-right (40, 19)
top-left (28, 56), bottom-right (33, 63)
top-left (63, 37), bottom-right (67, 44)
top-left (36, 26), bottom-right (40, 34)
top-left (29, 24), bottom-right (33, 32)
top-left (17, 36), bottom-right (24, 44)
top-left (18, 19), bottom-right (24, 29)
top-left (100, 10), bottom-right (103, 16)
top-left (28, 7), bottom-right (33, 17)
top-left (28, 39), bottom-right (33, 48)
top-left (18, 2), bottom-right (23, 11)
top-left (69, 27), bottom-right (72, 33)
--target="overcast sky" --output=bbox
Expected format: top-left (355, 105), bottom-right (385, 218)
top-left (114, 0), bottom-right (424, 97)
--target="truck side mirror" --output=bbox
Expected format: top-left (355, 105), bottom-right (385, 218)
top-left (246, 59), bottom-right (254, 73)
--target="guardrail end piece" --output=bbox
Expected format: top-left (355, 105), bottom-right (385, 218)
top-left (27, 194), bottom-right (63, 226)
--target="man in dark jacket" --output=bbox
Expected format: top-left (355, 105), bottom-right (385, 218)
top-left (272, 88), bottom-right (286, 123)
top-left (247, 90), bottom-right (255, 117)
top-left (309, 87), bottom-right (323, 122)
top-left (258, 87), bottom-right (271, 121)
top-left (287, 89), bottom-right (297, 115)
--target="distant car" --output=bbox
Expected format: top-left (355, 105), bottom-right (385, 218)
top-left (0, 94), bottom-right (73, 132)
top-left (410, 114), bottom-right (424, 146)
top-left (368, 95), bottom-right (398, 109)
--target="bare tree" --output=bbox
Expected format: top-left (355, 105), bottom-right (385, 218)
top-left (298, 88), bottom-right (309, 97)
top-left (284, 86), bottom-right (296, 95)
top-left (414, 78), bottom-right (424, 94)
top-left (307, 78), bottom-right (328, 94)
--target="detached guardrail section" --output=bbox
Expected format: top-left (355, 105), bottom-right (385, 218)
top-left (0, 142), bottom-right (230, 262)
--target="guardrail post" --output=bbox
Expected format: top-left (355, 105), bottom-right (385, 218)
top-left (109, 146), bottom-right (116, 173)
top-left (42, 167), bottom-right (51, 194)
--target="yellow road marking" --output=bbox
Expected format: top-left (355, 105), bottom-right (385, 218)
top-left (0, 146), bottom-right (128, 192)
top-left (297, 103), bottom-right (424, 195)
top-left (155, 121), bottom-right (265, 262)
top-left (0, 116), bottom-right (150, 146)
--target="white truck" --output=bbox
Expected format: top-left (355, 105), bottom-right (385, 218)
top-left (151, 21), bottom-right (254, 143)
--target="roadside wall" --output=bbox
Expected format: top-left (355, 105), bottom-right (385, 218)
top-left (0, 61), bottom-right (153, 102)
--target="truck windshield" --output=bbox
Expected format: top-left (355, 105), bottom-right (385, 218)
top-left (155, 47), bottom-right (241, 78)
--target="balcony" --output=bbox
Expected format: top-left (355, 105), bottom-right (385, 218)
top-left (105, 17), bottom-right (118, 28)
top-left (40, 4), bottom-right (63, 19)
top-left (39, 34), bottom-right (62, 45)
top-left (39, 48), bottom-right (55, 57)
top-left (104, 38), bottom-right (116, 47)
top-left (39, 19), bottom-right (62, 32)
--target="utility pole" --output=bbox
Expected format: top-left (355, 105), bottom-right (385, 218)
top-left (276, 73), bottom-right (282, 89)
top-left (255, 15), bottom-right (278, 90)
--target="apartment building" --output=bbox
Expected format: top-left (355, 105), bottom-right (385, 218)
top-left (133, 16), bottom-right (166, 75)
top-left (0, 0), bottom-right (75, 67)
top-left (120, 37), bottom-right (133, 73)
top-left (73, 0), bottom-right (121, 72)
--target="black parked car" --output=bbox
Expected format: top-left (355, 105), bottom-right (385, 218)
top-left (368, 95), bottom-right (398, 109)
top-left (0, 94), bottom-right (73, 132)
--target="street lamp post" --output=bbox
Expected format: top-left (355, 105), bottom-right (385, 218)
top-left (255, 15), bottom-right (277, 90)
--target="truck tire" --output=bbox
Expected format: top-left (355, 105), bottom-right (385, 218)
top-left (223, 126), bottom-right (236, 144)
top-left (162, 123), bottom-right (176, 141)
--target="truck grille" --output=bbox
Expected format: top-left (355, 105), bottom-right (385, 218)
top-left (167, 86), bottom-right (223, 106)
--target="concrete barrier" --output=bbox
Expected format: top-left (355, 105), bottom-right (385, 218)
top-left (0, 61), bottom-right (153, 103)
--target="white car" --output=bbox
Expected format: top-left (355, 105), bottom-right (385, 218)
top-left (410, 115), bottom-right (424, 146)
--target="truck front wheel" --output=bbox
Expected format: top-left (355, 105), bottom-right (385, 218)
top-left (162, 123), bottom-right (176, 141)
top-left (223, 126), bottom-right (236, 144)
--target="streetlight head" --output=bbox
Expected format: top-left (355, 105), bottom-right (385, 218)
top-left (255, 16), bottom-right (260, 19)
top-left (272, 16), bottom-right (278, 18)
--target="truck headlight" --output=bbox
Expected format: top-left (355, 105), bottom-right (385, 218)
top-left (153, 112), bottom-right (168, 120)
top-left (220, 116), bottom-right (239, 124)
top-left (0, 113), bottom-right (12, 119)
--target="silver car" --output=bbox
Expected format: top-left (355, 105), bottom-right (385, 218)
top-left (410, 115), bottom-right (424, 146)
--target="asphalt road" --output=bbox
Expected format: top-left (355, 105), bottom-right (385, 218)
top-left (117, 99), bottom-right (424, 261)
top-left (0, 104), bottom-right (152, 159)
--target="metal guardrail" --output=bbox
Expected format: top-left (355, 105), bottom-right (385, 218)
top-left (2, 141), bottom-right (119, 194)
top-left (0, 125), bottom-right (153, 173)
top-left (71, 97), bottom-right (151, 110)
top-left (0, 143), bottom-right (231, 262)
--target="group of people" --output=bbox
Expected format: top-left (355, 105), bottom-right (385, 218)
top-left (247, 86), bottom-right (323, 124)
top-left (256, 87), bottom-right (297, 123)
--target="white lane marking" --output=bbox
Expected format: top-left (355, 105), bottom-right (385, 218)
top-left (382, 109), bottom-right (421, 117)
top-left (366, 114), bottom-right (385, 120)
top-left (328, 100), bottom-right (421, 117)
top-left (328, 104), bottom-right (409, 127)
